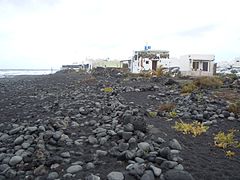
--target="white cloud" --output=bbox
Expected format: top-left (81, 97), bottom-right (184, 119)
top-left (0, 0), bottom-right (240, 68)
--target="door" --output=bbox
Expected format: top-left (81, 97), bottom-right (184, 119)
top-left (152, 61), bottom-right (157, 71)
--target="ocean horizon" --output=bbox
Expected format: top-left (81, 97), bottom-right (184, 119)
top-left (0, 68), bottom-right (59, 78)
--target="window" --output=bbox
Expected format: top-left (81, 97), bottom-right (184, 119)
top-left (192, 61), bottom-right (199, 71)
top-left (134, 55), bottom-right (137, 60)
top-left (146, 61), bottom-right (149, 64)
top-left (203, 62), bottom-right (208, 71)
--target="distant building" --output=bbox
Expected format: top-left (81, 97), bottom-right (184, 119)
top-left (91, 59), bottom-right (120, 68)
top-left (61, 63), bottom-right (91, 71)
top-left (120, 60), bottom-right (131, 69)
top-left (232, 57), bottom-right (240, 68)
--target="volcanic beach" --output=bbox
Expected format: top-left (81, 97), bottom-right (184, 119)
top-left (0, 71), bottom-right (240, 180)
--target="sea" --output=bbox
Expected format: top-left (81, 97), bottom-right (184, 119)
top-left (0, 69), bottom-right (59, 78)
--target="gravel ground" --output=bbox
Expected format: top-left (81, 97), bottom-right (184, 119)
top-left (0, 72), bottom-right (239, 180)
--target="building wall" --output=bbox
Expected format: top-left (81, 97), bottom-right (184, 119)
top-left (141, 58), bottom-right (152, 71)
top-left (92, 60), bottom-right (120, 68)
top-left (233, 57), bottom-right (240, 68)
top-left (131, 57), bottom-right (153, 73)
top-left (132, 61), bottom-right (139, 73)
top-left (180, 55), bottom-right (215, 76)
top-left (159, 54), bottom-right (215, 76)
top-left (184, 54), bottom-right (215, 61)
top-left (159, 57), bottom-right (189, 71)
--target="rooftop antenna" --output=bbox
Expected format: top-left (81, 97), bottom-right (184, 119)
top-left (144, 42), bottom-right (151, 51)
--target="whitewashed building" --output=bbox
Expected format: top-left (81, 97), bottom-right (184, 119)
top-left (128, 46), bottom-right (216, 76)
top-left (159, 54), bottom-right (216, 76)
top-left (130, 49), bottom-right (169, 73)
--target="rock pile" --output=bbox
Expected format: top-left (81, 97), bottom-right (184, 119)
top-left (1, 73), bottom-right (239, 179)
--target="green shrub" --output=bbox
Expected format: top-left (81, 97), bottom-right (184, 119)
top-left (226, 150), bottom-right (235, 157)
top-left (148, 111), bottom-right (158, 118)
top-left (169, 111), bottom-right (177, 118)
top-left (214, 130), bottom-right (238, 149)
top-left (214, 129), bottom-right (240, 158)
top-left (193, 76), bottom-right (223, 89)
top-left (103, 87), bottom-right (113, 93)
top-left (181, 83), bottom-right (197, 93)
top-left (227, 73), bottom-right (238, 81)
top-left (173, 120), bottom-right (209, 137)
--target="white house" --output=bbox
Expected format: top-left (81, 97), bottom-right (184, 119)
top-left (130, 49), bottom-right (170, 73)
top-left (128, 46), bottom-right (216, 76)
top-left (159, 54), bottom-right (216, 76)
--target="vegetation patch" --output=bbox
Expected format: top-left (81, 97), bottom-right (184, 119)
top-left (222, 73), bottom-right (238, 81)
top-left (103, 87), bottom-right (113, 93)
top-left (152, 66), bottom-right (165, 77)
top-left (139, 71), bottom-right (152, 78)
top-left (214, 129), bottom-right (240, 158)
top-left (228, 101), bottom-right (240, 114)
top-left (214, 130), bottom-right (239, 149)
top-left (138, 66), bottom-right (166, 78)
top-left (158, 103), bottom-right (176, 112)
top-left (173, 120), bottom-right (209, 137)
top-left (193, 76), bottom-right (223, 89)
top-left (225, 150), bottom-right (235, 157)
top-left (213, 89), bottom-right (239, 104)
top-left (169, 111), bottom-right (177, 118)
top-left (181, 83), bottom-right (197, 93)
top-left (148, 111), bottom-right (158, 118)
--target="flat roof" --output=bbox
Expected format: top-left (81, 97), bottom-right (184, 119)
top-left (135, 50), bottom-right (169, 53)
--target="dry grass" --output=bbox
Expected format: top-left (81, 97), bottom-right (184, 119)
top-left (213, 90), bottom-right (240, 114)
top-left (214, 129), bottom-right (239, 149)
top-left (181, 83), bottom-right (197, 93)
top-left (180, 76), bottom-right (223, 94)
top-left (214, 129), bottom-right (240, 158)
top-left (193, 76), bottom-right (223, 89)
top-left (136, 66), bottom-right (166, 78)
top-left (225, 150), bottom-right (235, 157)
top-left (152, 66), bottom-right (165, 77)
top-left (173, 120), bottom-right (209, 137)
top-left (228, 101), bottom-right (240, 114)
top-left (139, 71), bottom-right (152, 78)
top-left (213, 89), bottom-right (239, 103)
top-left (158, 103), bottom-right (176, 112)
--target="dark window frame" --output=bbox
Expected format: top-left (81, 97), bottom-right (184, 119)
top-left (192, 61), bottom-right (199, 71)
top-left (202, 61), bottom-right (209, 71)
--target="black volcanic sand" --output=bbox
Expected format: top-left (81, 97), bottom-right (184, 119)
top-left (0, 73), bottom-right (240, 180)
top-left (120, 79), bottom-right (240, 180)
top-left (120, 93), bottom-right (240, 180)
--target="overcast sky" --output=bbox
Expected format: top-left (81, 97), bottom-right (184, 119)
top-left (0, 0), bottom-right (239, 69)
